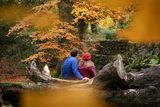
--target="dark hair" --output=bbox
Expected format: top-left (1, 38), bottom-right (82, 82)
top-left (70, 49), bottom-right (78, 57)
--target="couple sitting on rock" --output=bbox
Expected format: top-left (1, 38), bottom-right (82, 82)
top-left (62, 49), bottom-right (96, 80)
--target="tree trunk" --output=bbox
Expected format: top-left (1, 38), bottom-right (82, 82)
top-left (54, 60), bottom-right (62, 78)
top-left (77, 19), bottom-right (88, 40)
top-left (92, 54), bottom-right (128, 90)
top-left (57, 0), bottom-right (74, 23)
top-left (92, 55), bottom-right (160, 107)
top-left (58, 0), bottom-right (88, 40)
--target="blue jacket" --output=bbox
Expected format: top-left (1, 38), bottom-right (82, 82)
top-left (62, 56), bottom-right (83, 80)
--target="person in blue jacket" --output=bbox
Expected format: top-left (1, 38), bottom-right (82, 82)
top-left (62, 49), bottom-right (83, 80)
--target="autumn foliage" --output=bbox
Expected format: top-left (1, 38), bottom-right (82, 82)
top-left (8, 1), bottom-right (87, 63)
top-left (71, 0), bottom-right (106, 24)
top-left (25, 22), bottom-right (85, 62)
top-left (72, 0), bottom-right (134, 29)
top-left (7, 0), bottom-right (135, 63)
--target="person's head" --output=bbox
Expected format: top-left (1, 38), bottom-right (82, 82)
top-left (70, 49), bottom-right (78, 57)
top-left (82, 53), bottom-right (91, 61)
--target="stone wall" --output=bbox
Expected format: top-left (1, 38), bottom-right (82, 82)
top-left (93, 41), bottom-right (160, 70)
top-left (93, 40), bottom-right (130, 70)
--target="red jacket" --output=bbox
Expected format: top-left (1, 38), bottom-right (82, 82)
top-left (78, 60), bottom-right (96, 79)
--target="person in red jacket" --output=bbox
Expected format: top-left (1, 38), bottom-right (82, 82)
top-left (78, 53), bottom-right (96, 79)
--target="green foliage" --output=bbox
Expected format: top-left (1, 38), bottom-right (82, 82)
top-left (148, 55), bottom-right (159, 66)
top-left (0, 24), bottom-right (14, 45)
top-left (0, 0), bottom-right (46, 61)
top-left (52, 70), bottom-right (61, 78)
top-left (116, 20), bottom-right (129, 29)
top-left (99, 28), bottom-right (117, 40)
top-left (87, 27), bottom-right (117, 41)
top-left (123, 44), bottom-right (160, 71)
top-left (0, 35), bottom-right (37, 62)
